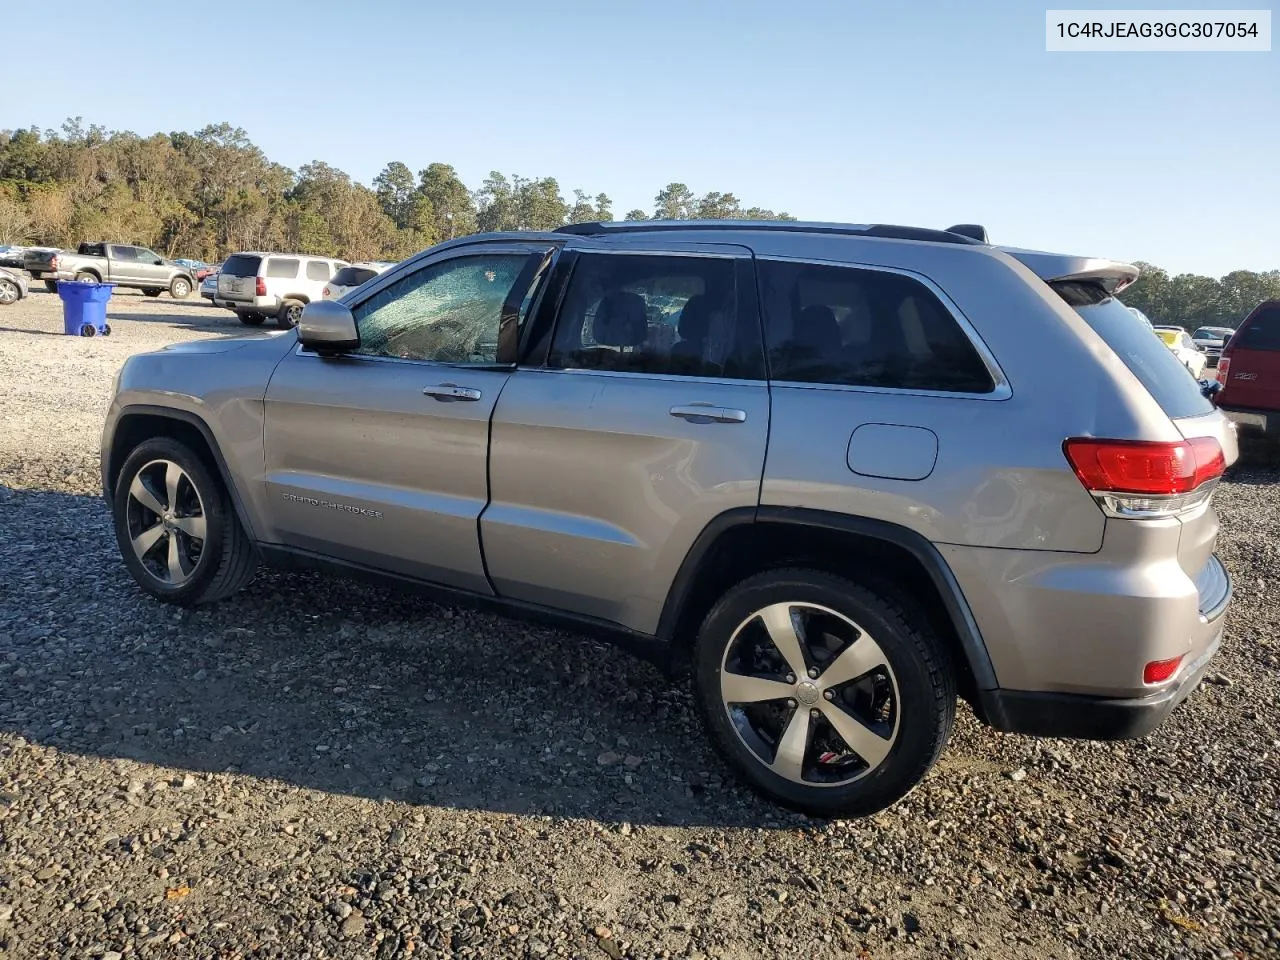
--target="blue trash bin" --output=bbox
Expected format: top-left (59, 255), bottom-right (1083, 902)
top-left (57, 280), bottom-right (116, 337)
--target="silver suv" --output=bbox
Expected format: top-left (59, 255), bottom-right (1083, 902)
top-left (101, 221), bottom-right (1235, 817)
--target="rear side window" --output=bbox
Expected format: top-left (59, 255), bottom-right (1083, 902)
top-left (758, 260), bottom-right (994, 392)
top-left (222, 254), bottom-right (262, 278)
top-left (266, 257), bottom-right (299, 279)
top-left (1056, 283), bottom-right (1213, 419)
top-left (1234, 306), bottom-right (1280, 351)
top-left (305, 260), bottom-right (331, 281)
top-left (332, 266), bottom-right (379, 287)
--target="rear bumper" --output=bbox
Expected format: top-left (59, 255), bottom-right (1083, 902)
top-left (1219, 405), bottom-right (1278, 436)
top-left (976, 625), bottom-right (1222, 739)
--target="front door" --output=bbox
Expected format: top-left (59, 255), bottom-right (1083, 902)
top-left (481, 244), bottom-right (770, 633)
top-left (263, 241), bottom-right (555, 592)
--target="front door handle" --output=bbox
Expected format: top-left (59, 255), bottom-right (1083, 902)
top-left (670, 403), bottom-right (748, 424)
top-left (423, 383), bottom-right (482, 402)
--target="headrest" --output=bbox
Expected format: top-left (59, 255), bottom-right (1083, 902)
top-left (593, 291), bottom-right (648, 348)
top-left (678, 294), bottom-right (713, 341)
top-left (794, 304), bottom-right (841, 353)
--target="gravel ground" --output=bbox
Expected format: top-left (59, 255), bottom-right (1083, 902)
top-left (1, 287), bottom-right (1279, 960)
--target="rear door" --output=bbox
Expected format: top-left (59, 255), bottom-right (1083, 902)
top-left (481, 241), bottom-right (769, 633)
top-left (109, 245), bottom-right (142, 283)
top-left (262, 240), bottom-right (555, 591)
top-left (1221, 302), bottom-right (1280, 411)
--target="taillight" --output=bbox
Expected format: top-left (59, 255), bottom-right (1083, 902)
top-left (1216, 356), bottom-right (1230, 386)
top-left (255, 276), bottom-right (267, 296)
top-left (1063, 436), bottom-right (1224, 518)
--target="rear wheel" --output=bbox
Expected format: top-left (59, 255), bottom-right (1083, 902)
top-left (169, 277), bottom-right (192, 299)
top-left (693, 568), bottom-right (955, 818)
top-left (278, 299), bottom-right (304, 327)
top-left (111, 438), bottom-right (257, 606)
top-left (0, 278), bottom-right (19, 305)
top-left (44, 279), bottom-right (58, 292)
top-left (143, 288), bottom-right (162, 298)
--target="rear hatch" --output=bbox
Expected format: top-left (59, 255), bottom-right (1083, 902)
top-left (1218, 301), bottom-right (1280, 412)
top-left (1049, 274), bottom-right (1236, 607)
top-left (217, 254), bottom-right (262, 303)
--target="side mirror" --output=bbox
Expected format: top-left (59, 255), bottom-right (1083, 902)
top-left (154, 259), bottom-right (164, 265)
top-left (297, 299), bottom-right (359, 355)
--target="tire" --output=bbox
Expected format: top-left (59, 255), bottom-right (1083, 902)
top-left (74, 271), bottom-right (98, 283)
top-left (143, 288), bottom-right (162, 298)
top-left (0, 278), bottom-right (18, 305)
top-left (44, 279), bottom-right (58, 292)
top-left (277, 299), bottom-right (304, 327)
top-left (169, 277), bottom-right (192, 299)
top-left (79, 324), bottom-right (96, 337)
top-left (111, 437), bottom-right (257, 606)
top-left (238, 312), bottom-right (266, 326)
top-left (692, 568), bottom-right (955, 818)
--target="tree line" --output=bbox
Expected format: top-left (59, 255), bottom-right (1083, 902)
top-left (1, 119), bottom-right (1274, 328)
top-left (0, 119), bottom-right (793, 265)
top-left (1120, 262), bottom-right (1279, 330)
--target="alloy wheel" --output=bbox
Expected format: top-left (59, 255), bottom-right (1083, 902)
top-left (124, 459), bottom-right (207, 586)
top-left (719, 602), bottom-right (899, 786)
top-left (0, 280), bottom-right (17, 304)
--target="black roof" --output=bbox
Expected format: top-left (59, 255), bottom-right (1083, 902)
top-left (554, 220), bottom-right (987, 245)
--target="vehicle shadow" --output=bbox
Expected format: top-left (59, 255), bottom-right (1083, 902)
top-left (0, 485), bottom-right (791, 830)
top-left (0, 326), bottom-right (67, 338)
top-left (107, 309), bottom-right (237, 332)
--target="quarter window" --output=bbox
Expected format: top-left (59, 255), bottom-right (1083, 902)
top-left (758, 260), bottom-right (995, 393)
top-left (266, 257), bottom-right (300, 279)
top-left (305, 260), bottom-right (331, 281)
top-left (352, 253), bottom-right (539, 363)
top-left (547, 253), bottom-right (761, 378)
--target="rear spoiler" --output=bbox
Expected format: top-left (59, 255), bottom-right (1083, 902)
top-left (1001, 247), bottom-right (1140, 295)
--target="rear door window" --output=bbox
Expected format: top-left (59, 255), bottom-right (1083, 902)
top-left (1055, 283), bottom-right (1213, 419)
top-left (1234, 306), bottom-right (1280, 351)
top-left (222, 254), bottom-right (263, 278)
top-left (266, 257), bottom-right (300, 279)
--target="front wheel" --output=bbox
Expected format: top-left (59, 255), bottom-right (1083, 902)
top-left (143, 288), bottom-right (162, 298)
top-left (0, 278), bottom-right (19, 305)
top-left (693, 568), bottom-right (955, 818)
top-left (169, 277), bottom-right (192, 299)
top-left (111, 438), bottom-right (257, 606)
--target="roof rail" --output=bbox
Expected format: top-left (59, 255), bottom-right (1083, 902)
top-left (553, 220), bottom-right (987, 245)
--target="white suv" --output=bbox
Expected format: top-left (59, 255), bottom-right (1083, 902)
top-left (214, 252), bottom-right (348, 327)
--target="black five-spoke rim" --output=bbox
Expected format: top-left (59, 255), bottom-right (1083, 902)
top-left (125, 459), bottom-right (207, 585)
top-left (719, 602), bottom-right (899, 787)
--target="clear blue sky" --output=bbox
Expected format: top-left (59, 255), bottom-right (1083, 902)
top-left (4, 0), bottom-right (1276, 276)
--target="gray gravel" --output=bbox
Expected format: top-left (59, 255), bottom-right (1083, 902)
top-left (1, 288), bottom-right (1279, 959)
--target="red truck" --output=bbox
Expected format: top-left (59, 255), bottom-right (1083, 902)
top-left (1216, 300), bottom-right (1280, 437)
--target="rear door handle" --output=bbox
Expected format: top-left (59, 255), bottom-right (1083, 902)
top-left (423, 383), bottom-right (482, 401)
top-left (670, 404), bottom-right (748, 424)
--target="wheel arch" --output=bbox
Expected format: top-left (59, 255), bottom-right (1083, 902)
top-left (657, 506), bottom-right (997, 700)
top-left (76, 267), bottom-right (102, 281)
top-left (104, 406), bottom-right (258, 540)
